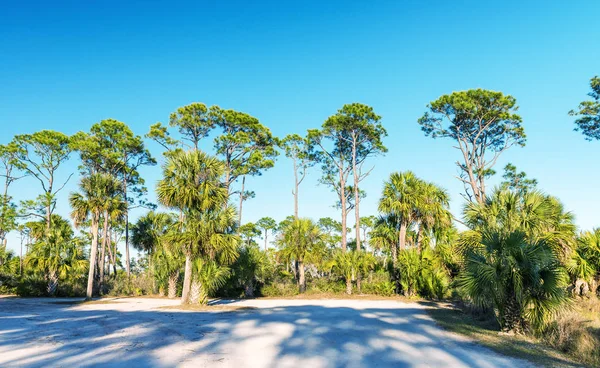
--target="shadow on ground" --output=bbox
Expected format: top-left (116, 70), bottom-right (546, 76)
top-left (0, 298), bottom-right (536, 367)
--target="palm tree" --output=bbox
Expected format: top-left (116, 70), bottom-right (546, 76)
top-left (70, 173), bottom-right (122, 300)
top-left (370, 215), bottom-right (401, 293)
top-left (457, 189), bottom-right (573, 334)
top-left (189, 258), bottom-right (230, 305)
top-left (99, 196), bottom-right (126, 288)
top-left (567, 229), bottom-right (600, 296)
top-left (183, 208), bottom-right (240, 304)
top-left (414, 182), bottom-right (452, 252)
top-left (131, 211), bottom-right (176, 293)
top-left (157, 150), bottom-right (233, 304)
top-left (378, 171), bottom-right (421, 251)
top-left (278, 218), bottom-right (324, 293)
top-left (327, 249), bottom-right (375, 294)
top-left (26, 215), bottom-right (87, 295)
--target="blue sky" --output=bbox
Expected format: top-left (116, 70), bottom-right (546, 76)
top-left (1, 1), bottom-right (599, 254)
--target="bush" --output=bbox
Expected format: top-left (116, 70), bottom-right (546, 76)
top-left (306, 278), bottom-right (346, 294)
top-left (104, 273), bottom-right (154, 296)
top-left (543, 307), bottom-right (600, 367)
top-left (0, 273), bottom-right (18, 294)
top-left (261, 282), bottom-right (299, 297)
top-left (15, 276), bottom-right (48, 297)
top-left (362, 280), bottom-right (395, 296)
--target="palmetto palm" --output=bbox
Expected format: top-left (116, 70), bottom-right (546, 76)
top-left (379, 171), bottom-right (421, 251)
top-left (414, 182), bottom-right (452, 251)
top-left (567, 229), bottom-right (600, 296)
top-left (157, 150), bottom-right (235, 304)
top-left (25, 215), bottom-right (87, 295)
top-left (131, 211), bottom-right (177, 294)
top-left (70, 173), bottom-right (122, 300)
top-left (457, 189), bottom-right (573, 333)
top-left (370, 215), bottom-right (401, 293)
top-left (278, 218), bottom-right (324, 293)
top-left (189, 258), bottom-right (231, 305)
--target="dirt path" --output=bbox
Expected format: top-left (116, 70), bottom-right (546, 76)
top-left (0, 297), bottom-right (533, 367)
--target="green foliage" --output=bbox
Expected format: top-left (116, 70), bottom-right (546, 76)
top-left (13, 130), bottom-right (73, 227)
top-left (569, 76), bottom-right (600, 141)
top-left (211, 107), bottom-right (278, 192)
top-left (261, 282), bottom-right (299, 297)
top-left (418, 89), bottom-right (525, 202)
top-left (239, 222), bottom-right (261, 247)
top-left (457, 189), bottom-right (574, 333)
top-left (397, 248), bottom-right (451, 299)
top-left (169, 102), bottom-right (214, 150)
top-left (500, 163), bottom-right (538, 195)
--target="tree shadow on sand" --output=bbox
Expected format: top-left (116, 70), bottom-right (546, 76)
top-left (0, 298), bottom-right (567, 367)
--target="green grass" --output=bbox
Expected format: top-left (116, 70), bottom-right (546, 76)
top-left (425, 302), bottom-right (585, 368)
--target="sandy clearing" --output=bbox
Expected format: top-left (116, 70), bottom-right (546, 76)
top-left (0, 296), bottom-right (533, 368)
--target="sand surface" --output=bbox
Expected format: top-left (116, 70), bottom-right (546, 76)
top-left (0, 296), bottom-right (532, 367)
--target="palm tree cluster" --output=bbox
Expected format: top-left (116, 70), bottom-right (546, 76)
top-left (0, 83), bottom-right (598, 336)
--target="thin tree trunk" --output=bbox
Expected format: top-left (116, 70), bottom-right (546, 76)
top-left (352, 135), bottom-right (361, 251)
top-left (391, 240), bottom-right (399, 294)
top-left (346, 277), bottom-right (352, 295)
top-left (122, 172), bottom-right (130, 277)
top-left (264, 231), bottom-right (268, 252)
top-left (341, 187), bottom-right (347, 252)
top-left (99, 211), bottom-right (109, 289)
top-left (181, 253), bottom-right (193, 304)
top-left (19, 234), bottom-right (23, 276)
top-left (238, 176), bottom-right (245, 225)
top-left (298, 259), bottom-right (305, 293)
top-left (293, 158), bottom-right (299, 219)
top-left (86, 215), bottom-right (100, 300)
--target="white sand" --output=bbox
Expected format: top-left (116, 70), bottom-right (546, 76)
top-left (0, 296), bottom-right (534, 367)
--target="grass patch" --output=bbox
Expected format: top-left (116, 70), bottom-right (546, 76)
top-left (425, 302), bottom-right (584, 368)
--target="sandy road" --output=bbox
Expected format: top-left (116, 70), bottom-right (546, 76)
top-left (0, 296), bottom-right (533, 367)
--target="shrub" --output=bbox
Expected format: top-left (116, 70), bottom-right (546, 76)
top-left (0, 273), bottom-right (18, 294)
top-left (542, 306), bottom-right (600, 366)
top-left (306, 278), bottom-right (346, 294)
top-left (261, 282), bottom-right (299, 297)
top-left (15, 276), bottom-right (48, 297)
top-left (362, 280), bottom-right (395, 296)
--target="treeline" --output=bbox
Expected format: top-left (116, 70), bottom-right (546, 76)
top-left (0, 77), bottom-right (599, 346)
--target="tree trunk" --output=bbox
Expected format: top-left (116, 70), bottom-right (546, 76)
top-left (416, 223), bottom-right (423, 253)
top-left (264, 232), bottom-right (268, 252)
top-left (245, 282), bottom-right (255, 298)
top-left (181, 254), bottom-right (193, 304)
top-left (99, 211), bottom-right (109, 289)
top-left (238, 176), bottom-right (245, 225)
top-left (391, 241), bottom-right (400, 294)
top-left (86, 216), bottom-right (100, 300)
top-left (298, 259), bottom-right (306, 293)
top-left (399, 222), bottom-right (407, 251)
top-left (340, 190), bottom-right (347, 252)
top-left (168, 271), bottom-right (179, 299)
top-left (47, 270), bottom-right (58, 296)
top-left (501, 292), bottom-right (525, 334)
top-left (346, 278), bottom-right (352, 295)
top-left (352, 136), bottom-right (361, 251)
top-left (123, 176), bottom-right (130, 277)
top-left (293, 158), bottom-right (299, 219)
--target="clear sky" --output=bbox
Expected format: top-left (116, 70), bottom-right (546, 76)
top-left (1, 1), bottom-right (599, 254)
